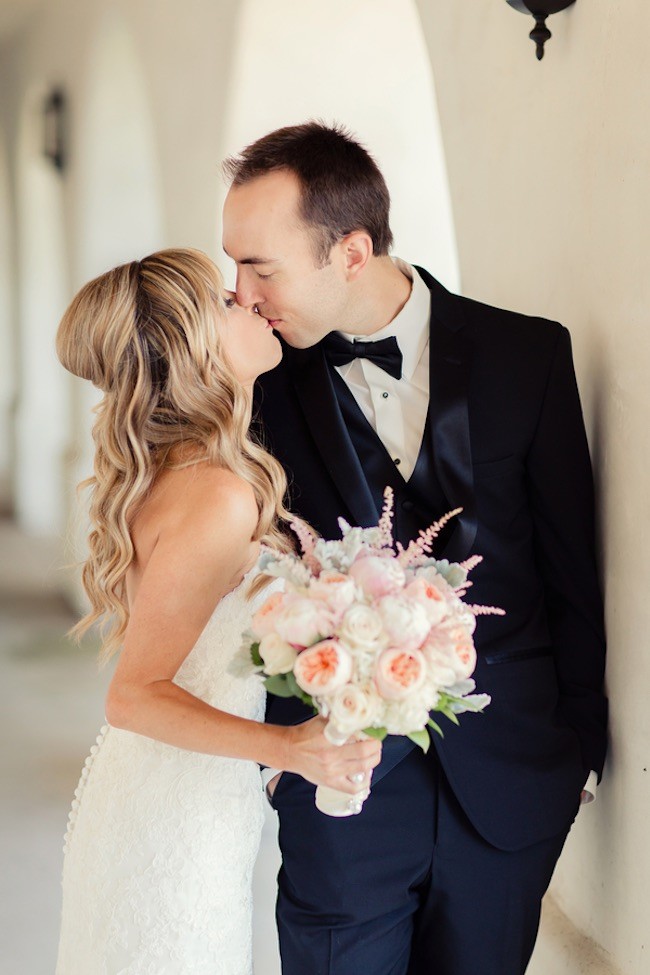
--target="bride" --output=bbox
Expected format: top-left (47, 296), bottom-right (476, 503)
top-left (54, 248), bottom-right (381, 974)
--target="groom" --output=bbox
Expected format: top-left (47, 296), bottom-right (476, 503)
top-left (222, 122), bottom-right (607, 975)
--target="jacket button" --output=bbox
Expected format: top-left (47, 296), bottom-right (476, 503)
top-left (402, 500), bottom-right (414, 512)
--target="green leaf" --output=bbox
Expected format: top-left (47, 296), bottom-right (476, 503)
top-left (284, 671), bottom-right (301, 696)
top-left (362, 726), bottom-right (388, 741)
top-left (439, 706), bottom-right (460, 726)
top-left (427, 717), bottom-right (444, 738)
top-left (407, 729), bottom-right (430, 753)
top-left (284, 671), bottom-right (315, 707)
top-left (263, 675), bottom-right (295, 698)
top-left (250, 642), bottom-right (263, 667)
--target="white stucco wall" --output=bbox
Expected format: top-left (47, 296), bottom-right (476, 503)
top-left (0, 132), bottom-right (14, 511)
top-left (415, 3), bottom-right (650, 973)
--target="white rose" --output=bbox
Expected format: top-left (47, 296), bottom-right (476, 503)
top-left (326, 685), bottom-right (381, 737)
top-left (275, 598), bottom-right (332, 648)
top-left (338, 604), bottom-right (388, 651)
top-left (383, 694), bottom-right (433, 736)
top-left (420, 645), bottom-right (458, 689)
top-left (258, 633), bottom-right (298, 676)
top-left (377, 595), bottom-right (431, 651)
top-left (309, 571), bottom-right (357, 620)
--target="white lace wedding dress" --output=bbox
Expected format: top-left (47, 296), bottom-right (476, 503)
top-left (56, 569), bottom-right (277, 975)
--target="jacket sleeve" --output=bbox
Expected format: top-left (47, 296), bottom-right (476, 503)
top-left (525, 324), bottom-right (608, 777)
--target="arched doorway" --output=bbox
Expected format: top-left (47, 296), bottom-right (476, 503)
top-left (14, 84), bottom-right (69, 537)
top-left (217, 0), bottom-right (459, 291)
top-left (63, 6), bottom-right (164, 605)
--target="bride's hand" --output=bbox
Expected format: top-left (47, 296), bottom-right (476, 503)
top-left (280, 716), bottom-right (382, 795)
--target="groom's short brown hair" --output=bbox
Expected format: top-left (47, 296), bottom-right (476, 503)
top-left (223, 121), bottom-right (393, 266)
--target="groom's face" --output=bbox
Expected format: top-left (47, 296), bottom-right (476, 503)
top-left (222, 170), bottom-right (350, 349)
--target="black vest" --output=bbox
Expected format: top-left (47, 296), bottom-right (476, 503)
top-left (330, 369), bottom-right (453, 552)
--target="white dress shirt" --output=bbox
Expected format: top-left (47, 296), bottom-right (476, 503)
top-left (336, 259), bottom-right (430, 481)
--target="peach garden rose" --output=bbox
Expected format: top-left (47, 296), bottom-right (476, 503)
top-left (374, 647), bottom-right (427, 701)
top-left (251, 590), bottom-right (287, 639)
top-left (308, 570), bottom-right (357, 622)
top-left (293, 639), bottom-right (353, 696)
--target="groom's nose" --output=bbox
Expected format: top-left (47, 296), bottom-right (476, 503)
top-left (235, 269), bottom-right (263, 309)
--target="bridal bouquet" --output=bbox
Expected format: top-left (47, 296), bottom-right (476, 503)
top-left (233, 488), bottom-right (503, 816)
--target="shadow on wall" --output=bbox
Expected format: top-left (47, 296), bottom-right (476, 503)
top-left (0, 132), bottom-right (14, 514)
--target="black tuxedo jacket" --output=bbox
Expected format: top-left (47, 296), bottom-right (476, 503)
top-left (254, 267), bottom-right (607, 851)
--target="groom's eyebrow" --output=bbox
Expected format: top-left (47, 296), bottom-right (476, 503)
top-left (223, 247), bottom-right (277, 266)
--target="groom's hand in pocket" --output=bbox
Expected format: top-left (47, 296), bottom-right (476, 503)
top-left (267, 772), bottom-right (283, 798)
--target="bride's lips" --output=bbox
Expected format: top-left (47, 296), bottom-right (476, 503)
top-left (256, 313), bottom-right (276, 330)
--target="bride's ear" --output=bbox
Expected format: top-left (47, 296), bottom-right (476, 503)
top-left (340, 232), bottom-right (373, 282)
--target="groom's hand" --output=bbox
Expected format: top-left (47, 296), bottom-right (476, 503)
top-left (267, 772), bottom-right (282, 798)
top-left (281, 716), bottom-right (382, 795)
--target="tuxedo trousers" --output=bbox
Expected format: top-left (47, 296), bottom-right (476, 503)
top-left (272, 746), bottom-right (577, 975)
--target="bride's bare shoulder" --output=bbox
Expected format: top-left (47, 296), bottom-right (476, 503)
top-left (172, 465), bottom-right (256, 521)
top-left (133, 464), bottom-right (258, 560)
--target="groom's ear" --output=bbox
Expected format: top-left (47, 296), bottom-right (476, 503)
top-left (340, 232), bottom-right (373, 282)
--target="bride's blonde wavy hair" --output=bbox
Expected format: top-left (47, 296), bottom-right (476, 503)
top-left (56, 247), bottom-right (293, 661)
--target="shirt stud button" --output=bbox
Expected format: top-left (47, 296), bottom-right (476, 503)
top-left (382, 391), bottom-right (389, 399)
top-left (394, 458), bottom-right (401, 466)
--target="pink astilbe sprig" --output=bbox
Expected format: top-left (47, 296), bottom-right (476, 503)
top-left (289, 517), bottom-right (321, 574)
top-left (460, 555), bottom-right (483, 573)
top-left (465, 604), bottom-right (506, 617)
top-left (377, 487), bottom-right (396, 549)
top-left (396, 507), bottom-right (464, 567)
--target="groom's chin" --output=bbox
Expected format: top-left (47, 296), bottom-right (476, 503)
top-left (274, 329), bottom-right (321, 351)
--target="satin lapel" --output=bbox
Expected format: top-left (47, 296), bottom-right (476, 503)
top-left (419, 269), bottom-right (477, 562)
top-left (289, 345), bottom-right (378, 528)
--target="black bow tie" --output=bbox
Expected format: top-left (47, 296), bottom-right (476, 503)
top-left (322, 332), bottom-right (403, 380)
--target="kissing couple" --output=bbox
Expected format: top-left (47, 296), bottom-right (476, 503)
top-left (56, 122), bottom-right (607, 975)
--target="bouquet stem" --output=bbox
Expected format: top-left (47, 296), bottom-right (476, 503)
top-left (315, 725), bottom-right (371, 817)
top-left (315, 782), bottom-right (370, 817)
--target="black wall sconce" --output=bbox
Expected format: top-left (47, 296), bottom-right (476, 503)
top-left (43, 88), bottom-right (66, 172)
top-left (506, 1), bottom-right (577, 60)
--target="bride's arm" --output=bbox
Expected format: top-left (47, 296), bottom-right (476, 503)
top-left (105, 472), bottom-right (380, 794)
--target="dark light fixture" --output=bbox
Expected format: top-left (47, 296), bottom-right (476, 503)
top-left (506, 1), bottom-right (577, 60)
top-left (43, 88), bottom-right (66, 172)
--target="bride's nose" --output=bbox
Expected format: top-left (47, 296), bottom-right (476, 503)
top-left (236, 296), bottom-right (261, 316)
